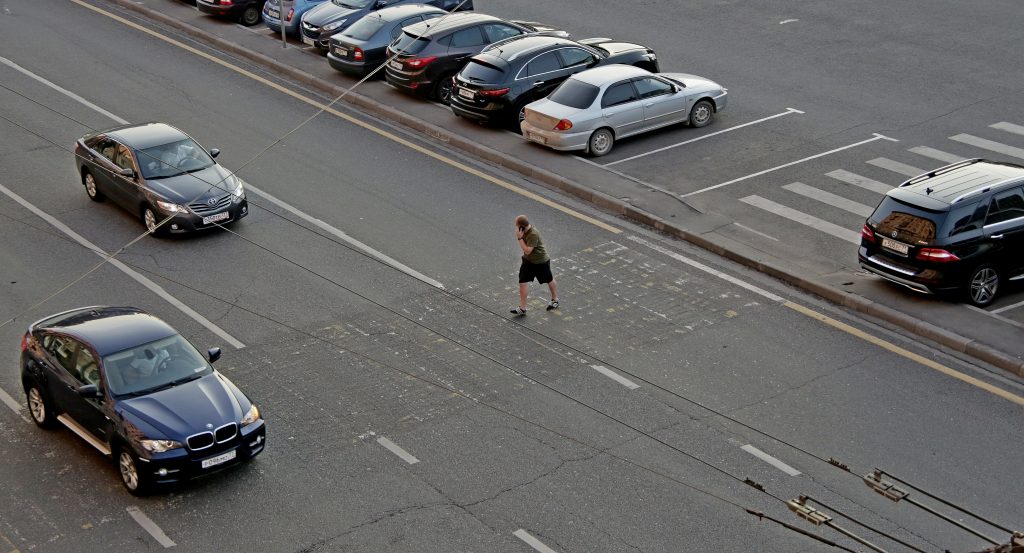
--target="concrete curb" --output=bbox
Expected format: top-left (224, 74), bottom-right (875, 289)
top-left (106, 0), bottom-right (1024, 378)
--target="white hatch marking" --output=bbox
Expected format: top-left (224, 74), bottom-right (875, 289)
top-left (950, 134), bottom-right (1024, 161)
top-left (376, 436), bottom-right (420, 464)
top-left (991, 122), bottom-right (1024, 136)
top-left (739, 195), bottom-right (861, 244)
top-left (782, 182), bottom-right (873, 217)
top-left (741, 444), bottom-right (801, 476)
top-left (513, 529), bottom-right (560, 553)
top-left (127, 506), bottom-right (176, 548)
top-left (867, 157), bottom-right (925, 177)
top-left (825, 169), bottom-right (892, 195)
top-left (590, 365), bottom-right (640, 389)
top-left (908, 146), bottom-right (965, 164)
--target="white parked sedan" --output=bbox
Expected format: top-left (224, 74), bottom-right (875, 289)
top-left (520, 64), bottom-right (728, 157)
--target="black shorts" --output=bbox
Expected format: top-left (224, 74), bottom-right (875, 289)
top-left (519, 259), bottom-right (553, 284)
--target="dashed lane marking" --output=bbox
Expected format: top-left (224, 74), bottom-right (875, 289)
top-left (0, 387), bottom-right (30, 424)
top-left (740, 444), bottom-right (801, 476)
top-left (513, 529), bottom-right (560, 553)
top-left (590, 365), bottom-right (640, 389)
top-left (376, 436), bottom-right (420, 464)
top-left (0, 55), bottom-right (129, 124)
top-left (126, 506), bottom-right (176, 548)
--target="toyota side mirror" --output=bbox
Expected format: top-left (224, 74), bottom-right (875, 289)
top-left (209, 148), bottom-right (220, 158)
top-left (208, 347), bottom-right (222, 364)
top-left (76, 384), bottom-right (100, 399)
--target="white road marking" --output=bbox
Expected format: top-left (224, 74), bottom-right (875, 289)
top-left (627, 235), bottom-right (784, 302)
top-left (991, 121), bottom-right (1024, 136)
top-left (781, 182), bottom-right (873, 217)
top-left (573, 156), bottom-right (679, 200)
top-left (779, 18), bottom-right (799, 24)
top-left (604, 108), bottom-right (804, 167)
top-left (0, 387), bottom-right (30, 423)
top-left (740, 444), bottom-right (801, 476)
top-left (245, 184), bottom-right (444, 289)
top-left (376, 436), bottom-right (420, 464)
top-left (866, 157), bottom-right (924, 177)
top-left (739, 195), bottom-right (861, 244)
top-left (681, 133), bottom-right (898, 198)
top-left (590, 365), bottom-right (640, 389)
top-left (989, 298), bottom-right (1024, 315)
top-left (126, 506), bottom-right (176, 548)
top-left (513, 529), bottom-right (560, 553)
top-left (0, 183), bottom-right (246, 349)
top-left (733, 222), bottom-right (780, 241)
top-left (950, 133), bottom-right (1024, 161)
top-left (825, 169), bottom-right (892, 195)
top-left (0, 55), bottom-right (129, 124)
top-left (908, 146), bottom-right (965, 164)
top-left (965, 305), bottom-right (1024, 330)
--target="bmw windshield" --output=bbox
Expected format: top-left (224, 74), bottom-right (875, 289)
top-left (103, 334), bottom-right (213, 397)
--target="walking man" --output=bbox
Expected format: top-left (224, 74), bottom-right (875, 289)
top-left (510, 215), bottom-right (558, 315)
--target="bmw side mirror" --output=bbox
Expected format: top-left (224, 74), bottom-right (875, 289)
top-left (208, 347), bottom-right (222, 364)
top-left (118, 167), bottom-right (136, 179)
top-left (76, 384), bottom-right (100, 399)
top-left (209, 148), bottom-right (220, 158)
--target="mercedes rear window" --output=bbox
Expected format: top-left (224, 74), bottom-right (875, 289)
top-left (869, 196), bottom-right (941, 244)
top-left (343, 15), bottom-right (386, 41)
top-left (392, 31), bottom-right (429, 55)
top-left (547, 79), bottom-right (599, 109)
top-left (460, 59), bottom-right (505, 83)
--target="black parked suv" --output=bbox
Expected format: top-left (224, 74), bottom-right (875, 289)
top-left (859, 158), bottom-right (1024, 307)
top-left (450, 35), bottom-right (659, 128)
top-left (384, 12), bottom-right (566, 104)
top-left (300, 0), bottom-right (471, 51)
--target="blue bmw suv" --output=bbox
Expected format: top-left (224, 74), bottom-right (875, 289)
top-left (20, 307), bottom-right (266, 495)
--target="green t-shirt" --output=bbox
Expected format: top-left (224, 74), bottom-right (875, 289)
top-left (523, 227), bottom-right (549, 264)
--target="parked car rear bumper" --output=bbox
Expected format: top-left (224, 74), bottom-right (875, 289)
top-left (520, 121), bottom-right (589, 152)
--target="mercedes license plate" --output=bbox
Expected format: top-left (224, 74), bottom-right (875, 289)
top-left (881, 237), bottom-right (909, 255)
top-left (458, 87), bottom-right (474, 99)
top-left (201, 449), bottom-right (236, 469)
top-left (389, 60), bottom-right (403, 70)
top-left (202, 212), bottom-right (230, 225)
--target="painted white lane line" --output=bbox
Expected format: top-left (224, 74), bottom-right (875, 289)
top-left (513, 529), bottom-right (560, 553)
top-left (627, 235), bottom-right (784, 302)
top-left (574, 156), bottom-right (679, 199)
top-left (965, 305), bottom-right (1024, 329)
top-left (825, 169), bottom-right (892, 195)
top-left (604, 108), bottom-right (804, 167)
top-left (781, 182), bottom-right (873, 217)
top-left (0, 183), bottom-right (246, 349)
top-left (740, 444), bottom-right (801, 476)
top-left (991, 122), bottom-right (1024, 136)
top-left (244, 184), bottom-right (444, 289)
top-left (0, 387), bottom-right (30, 423)
top-left (908, 146), bottom-right (965, 164)
top-left (733, 222), bottom-right (780, 241)
top-left (681, 133), bottom-right (898, 198)
top-left (990, 298), bottom-right (1024, 315)
top-left (376, 436), bottom-right (420, 464)
top-left (126, 506), bottom-right (176, 548)
top-left (0, 56), bottom-right (130, 124)
top-left (950, 133), bottom-right (1024, 161)
top-left (590, 365), bottom-right (640, 389)
top-left (866, 157), bottom-right (924, 177)
top-left (739, 195), bottom-right (861, 244)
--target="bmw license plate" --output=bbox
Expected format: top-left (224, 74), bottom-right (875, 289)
top-left (202, 212), bottom-right (230, 225)
top-left (389, 60), bottom-right (403, 70)
top-left (881, 237), bottom-right (909, 255)
top-left (458, 87), bottom-right (474, 100)
top-left (267, 8), bottom-right (279, 18)
top-left (335, 46), bottom-right (348, 56)
top-left (201, 449), bottom-right (236, 469)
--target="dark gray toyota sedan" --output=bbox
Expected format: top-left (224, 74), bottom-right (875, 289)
top-left (74, 122), bottom-right (249, 235)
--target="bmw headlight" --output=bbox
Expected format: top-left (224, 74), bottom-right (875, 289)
top-left (322, 18), bottom-right (347, 31)
top-left (241, 404), bottom-right (260, 426)
top-left (140, 439), bottom-right (183, 453)
top-left (231, 179), bottom-right (246, 203)
top-left (156, 200), bottom-right (186, 213)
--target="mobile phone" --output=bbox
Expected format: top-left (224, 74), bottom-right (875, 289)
top-left (519, 225), bottom-right (526, 233)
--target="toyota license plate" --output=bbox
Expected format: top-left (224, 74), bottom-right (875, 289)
top-left (881, 237), bottom-right (909, 255)
top-left (201, 449), bottom-right (236, 469)
top-left (389, 60), bottom-right (403, 70)
top-left (203, 212), bottom-right (230, 225)
top-left (458, 87), bottom-right (474, 100)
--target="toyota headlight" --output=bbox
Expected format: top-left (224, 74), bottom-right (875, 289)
top-left (231, 179), bottom-right (246, 203)
top-left (156, 200), bottom-right (186, 213)
top-left (241, 404), bottom-right (261, 426)
top-left (322, 18), bottom-right (347, 31)
top-left (140, 439), bottom-right (183, 453)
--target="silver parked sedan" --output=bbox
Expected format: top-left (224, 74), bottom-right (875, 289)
top-left (520, 64), bottom-right (728, 157)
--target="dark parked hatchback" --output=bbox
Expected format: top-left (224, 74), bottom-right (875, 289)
top-left (327, 4), bottom-right (445, 76)
top-left (197, 0), bottom-right (266, 26)
top-left (859, 158), bottom-right (1024, 306)
top-left (450, 35), bottom-right (659, 127)
top-left (74, 122), bottom-right (248, 235)
top-left (20, 307), bottom-right (265, 495)
top-left (301, 0), bottom-right (470, 50)
top-left (384, 12), bottom-right (566, 104)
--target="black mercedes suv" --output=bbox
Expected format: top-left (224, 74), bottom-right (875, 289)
top-left (450, 35), bottom-right (659, 128)
top-left (859, 158), bottom-right (1024, 307)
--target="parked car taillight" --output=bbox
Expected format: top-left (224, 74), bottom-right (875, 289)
top-left (555, 119), bottom-right (573, 131)
top-left (286, 7), bottom-right (295, 21)
top-left (405, 56), bottom-right (437, 69)
top-left (20, 332), bottom-right (29, 351)
top-left (861, 224), bottom-right (875, 243)
top-left (353, 47), bottom-right (363, 61)
top-left (916, 248), bottom-right (960, 262)
top-left (478, 88), bottom-right (510, 98)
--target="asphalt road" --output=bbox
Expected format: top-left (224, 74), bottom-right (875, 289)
top-left (0, 2), bottom-right (1022, 553)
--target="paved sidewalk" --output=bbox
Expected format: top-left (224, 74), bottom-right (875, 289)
top-left (98, 0), bottom-right (1024, 376)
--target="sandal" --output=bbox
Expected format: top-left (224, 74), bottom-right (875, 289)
top-left (546, 300), bottom-right (559, 311)
top-left (510, 307), bottom-right (526, 315)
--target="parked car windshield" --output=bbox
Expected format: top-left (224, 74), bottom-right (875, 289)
top-left (870, 196), bottom-right (940, 244)
top-left (392, 31), bottom-right (430, 55)
top-left (343, 14), bottom-right (386, 40)
top-left (138, 138), bottom-right (216, 179)
top-left (547, 79), bottom-right (600, 109)
top-left (103, 334), bottom-right (213, 397)
top-left (332, 0), bottom-right (373, 8)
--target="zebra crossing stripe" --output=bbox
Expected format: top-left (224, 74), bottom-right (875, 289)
top-left (739, 196), bottom-right (861, 243)
top-left (950, 134), bottom-right (1024, 161)
top-left (825, 169), bottom-right (892, 194)
top-left (867, 157), bottom-right (925, 177)
top-left (908, 146), bottom-right (965, 164)
top-left (781, 182), bottom-right (873, 217)
top-left (991, 122), bottom-right (1024, 136)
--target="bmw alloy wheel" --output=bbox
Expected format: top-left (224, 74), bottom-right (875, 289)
top-left (28, 387), bottom-right (47, 425)
top-left (119, 450), bottom-right (139, 491)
